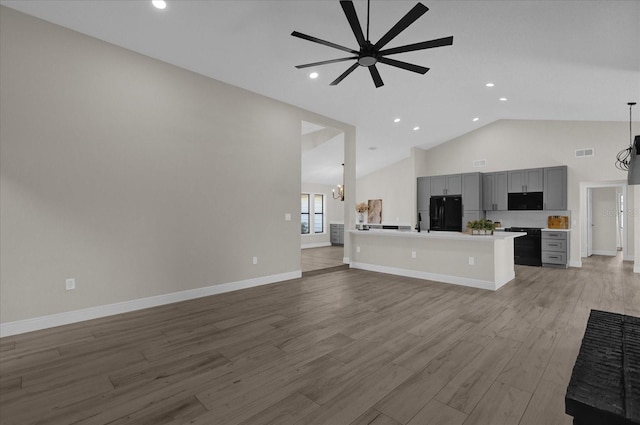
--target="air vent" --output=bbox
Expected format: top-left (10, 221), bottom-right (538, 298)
top-left (473, 159), bottom-right (487, 167)
top-left (575, 148), bottom-right (594, 158)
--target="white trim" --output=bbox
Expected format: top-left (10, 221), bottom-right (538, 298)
top-left (591, 250), bottom-right (618, 256)
top-left (301, 242), bottom-right (332, 249)
top-left (343, 256), bottom-right (350, 264)
top-left (635, 263), bottom-right (640, 274)
top-left (570, 259), bottom-right (583, 268)
top-left (0, 271), bottom-right (301, 338)
top-left (624, 255), bottom-right (634, 262)
top-left (349, 262), bottom-right (514, 291)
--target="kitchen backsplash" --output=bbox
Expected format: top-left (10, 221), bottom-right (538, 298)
top-left (486, 210), bottom-right (571, 229)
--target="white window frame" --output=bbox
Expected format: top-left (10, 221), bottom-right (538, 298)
top-left (301, 192), bottom-right (326, 235)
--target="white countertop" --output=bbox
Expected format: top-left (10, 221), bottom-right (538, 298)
top-left (542, 228), bottom-right (571, 232)
top-left (349, 229), bottom-right (526, 241)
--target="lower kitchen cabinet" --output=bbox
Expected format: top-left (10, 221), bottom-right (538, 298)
top-left (330, 223), bottom-right (344, 246)
top-left (542, 230), bottom-right (569, 268)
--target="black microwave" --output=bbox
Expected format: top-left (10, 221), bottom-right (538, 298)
top-left (508, 192), bottom-right (543, 210)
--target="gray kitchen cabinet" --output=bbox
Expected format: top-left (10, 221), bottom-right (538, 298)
top-left (544, 166), bottom-right (568, 210)
top-left (508, 168), bottom-right (544, 193)
top-left (542, 230), bottom-right (569, 268)
top-left (417, 176), bottom-right (431, 211)
top-left (431, 174), bottom-right (462, 196)
top-left (462, 172), bottom-right (482, 211)
top-left (330, 223), bottom-right (344, 246)
top-left (482, 172), bottom-right (508, 211)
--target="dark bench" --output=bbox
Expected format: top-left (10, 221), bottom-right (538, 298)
top-left (565, 309), bottom-right (640, 425)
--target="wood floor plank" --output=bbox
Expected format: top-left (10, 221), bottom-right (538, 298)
top-left (434, 336), bottom-right (521, 414)
top-left (406, 399), bottom-right (467, 425)
top-left (518, 378), bottom-right (573, 425)
top-left (350, 408), bottom-right (402, 425)
top-left (462, 381), bottom-right (531, 425)
top-left (495, 326), bottom-right (559, 393)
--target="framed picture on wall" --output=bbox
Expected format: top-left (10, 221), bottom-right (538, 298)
top-left (368, 199), bottom-right (382, 224)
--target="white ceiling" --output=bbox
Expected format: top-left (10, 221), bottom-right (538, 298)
top-left (3, 0), bottom-right (640, 185)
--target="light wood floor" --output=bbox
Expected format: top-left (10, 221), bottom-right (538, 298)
top-left (1, 254), bottom-right (638, 425)
top-left (301, 246), bottom-right (345, 273)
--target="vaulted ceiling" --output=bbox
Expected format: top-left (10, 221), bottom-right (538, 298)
top-left (3, 0), bottom-right (639, 184)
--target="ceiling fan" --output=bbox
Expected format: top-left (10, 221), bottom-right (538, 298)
top-left (291, 0), bottom-right (453, 88)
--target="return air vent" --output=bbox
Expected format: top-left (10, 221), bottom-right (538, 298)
top-left (473, 159), bottom-right (487, 167)
top-left (575, 148), bottom-right (594, 158)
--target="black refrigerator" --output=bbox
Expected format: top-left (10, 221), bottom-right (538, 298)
top-left (429, 196), bottom-right (462, 231)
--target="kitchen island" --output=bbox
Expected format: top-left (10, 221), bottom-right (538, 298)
top-left (349, 229), bottom-right (526, 291)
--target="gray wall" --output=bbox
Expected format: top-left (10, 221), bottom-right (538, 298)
top-left (0, 7), bottom-right (355, 325)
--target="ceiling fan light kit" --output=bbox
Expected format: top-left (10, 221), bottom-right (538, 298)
top-left (292, 0), bottom-right (453, 88)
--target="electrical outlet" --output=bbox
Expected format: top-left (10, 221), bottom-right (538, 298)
top-left (411, 251), bottom-right (416, 259)
top-left (468, 257), bottom-right (475, 265)
top-left (65, 278), bottom-right (76, 290)
top-left (252, 256), bottom-right (258, 265)
top-left (356, 246), bottom-right (360, 253)
top-left (284, 213), bottom-right (291, 221)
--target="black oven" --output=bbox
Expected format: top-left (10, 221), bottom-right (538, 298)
top-left (505, 227), bottom-right (542, 266)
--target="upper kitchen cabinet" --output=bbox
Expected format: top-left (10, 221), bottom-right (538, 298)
top-left (462, 172), bottom-right (482, 211)
top-left (544, 166), bottom-right (568, 210)
top-left (483, 172), bottom-right (508, 211)
top-left (431, 174), bottom-right (462, 196)
top-left (417, 176), bottom-right (431, 210)
top-left (508, 168), bottom-right (544, 193)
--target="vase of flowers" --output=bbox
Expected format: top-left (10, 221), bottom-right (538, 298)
top-left (355, 202), bottom-right (368, 223)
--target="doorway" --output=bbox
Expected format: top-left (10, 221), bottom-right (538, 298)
top-left (300, 120), bottom-right (346, 274)
top-left (582, 181), bottom-right (628, 261)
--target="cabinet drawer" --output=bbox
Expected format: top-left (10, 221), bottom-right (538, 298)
top-left (542, 239), bottom-right (567, 252)
top-left (542, 251), bottom-right (567, 265)
top-left (542, 231), bottom-right (567, 240)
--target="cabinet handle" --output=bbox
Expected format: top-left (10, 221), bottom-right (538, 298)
top-left (549, 256), bottom-right (559, 259)
top-left (549, 243), bottom-right (559, 247)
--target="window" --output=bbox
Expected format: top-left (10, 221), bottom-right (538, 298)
top-left (301, 194), bottom-right (310, 234)
top-left (314, 194), bottom-right (324, 233)
top-left (301, 193), bottom-right (325, 235)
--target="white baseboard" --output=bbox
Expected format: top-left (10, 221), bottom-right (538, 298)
top-left (569, 259), bottom-right (582, 268)
top-left (623, 255), bottom-right (634, 262)
top-left (635, 263), bottom-right (640, 274)
top-left (343, 257), bottom-right (350, 264)
top-left (349, 262), bottom-right (513, 291)
top-left (0, 271), bottom-right (301, 338)
top-left (301, 242), bottom-right (332, 249)
top-left (591, 250), bottom-right (618, 256)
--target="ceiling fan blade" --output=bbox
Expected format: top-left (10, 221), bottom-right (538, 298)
top-left (378, 36), bottom-right (454, 56)
top-left (378, 57), bottom-right (429, 74)
top-left (291, 31), bottom-right (358, 54)
top-left (340, 1), bottom-right (366, 47)
top-left (330, 63), bottom-right (360, 86)
top-left (369, 65), bottom-right (384, 88)
top-left (295, 57), bottom-right (358, 69)
top-left (373, 2), bottom-right (428, 50)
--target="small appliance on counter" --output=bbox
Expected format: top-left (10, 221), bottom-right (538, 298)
top-left (548, 216), bottom-right (569, 229)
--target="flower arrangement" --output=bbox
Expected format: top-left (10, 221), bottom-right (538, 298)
top-left (355, 202), bottom-right (369, 213)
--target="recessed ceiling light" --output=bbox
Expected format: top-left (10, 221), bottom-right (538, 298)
top-left (485, 83), bottom-right (494, 87)
top-left (152, 0), bottom-right (167, 9)
top-left (309, 72), bottom-right (318, 79)
top-left (473, 117), bottom-right (479, 122)
top-left (413, 126), bottom-right (420, 131)
top-left (394, 118), bottom-right (401, 123)
top-left (499, 97), bottom-right (508, 101)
